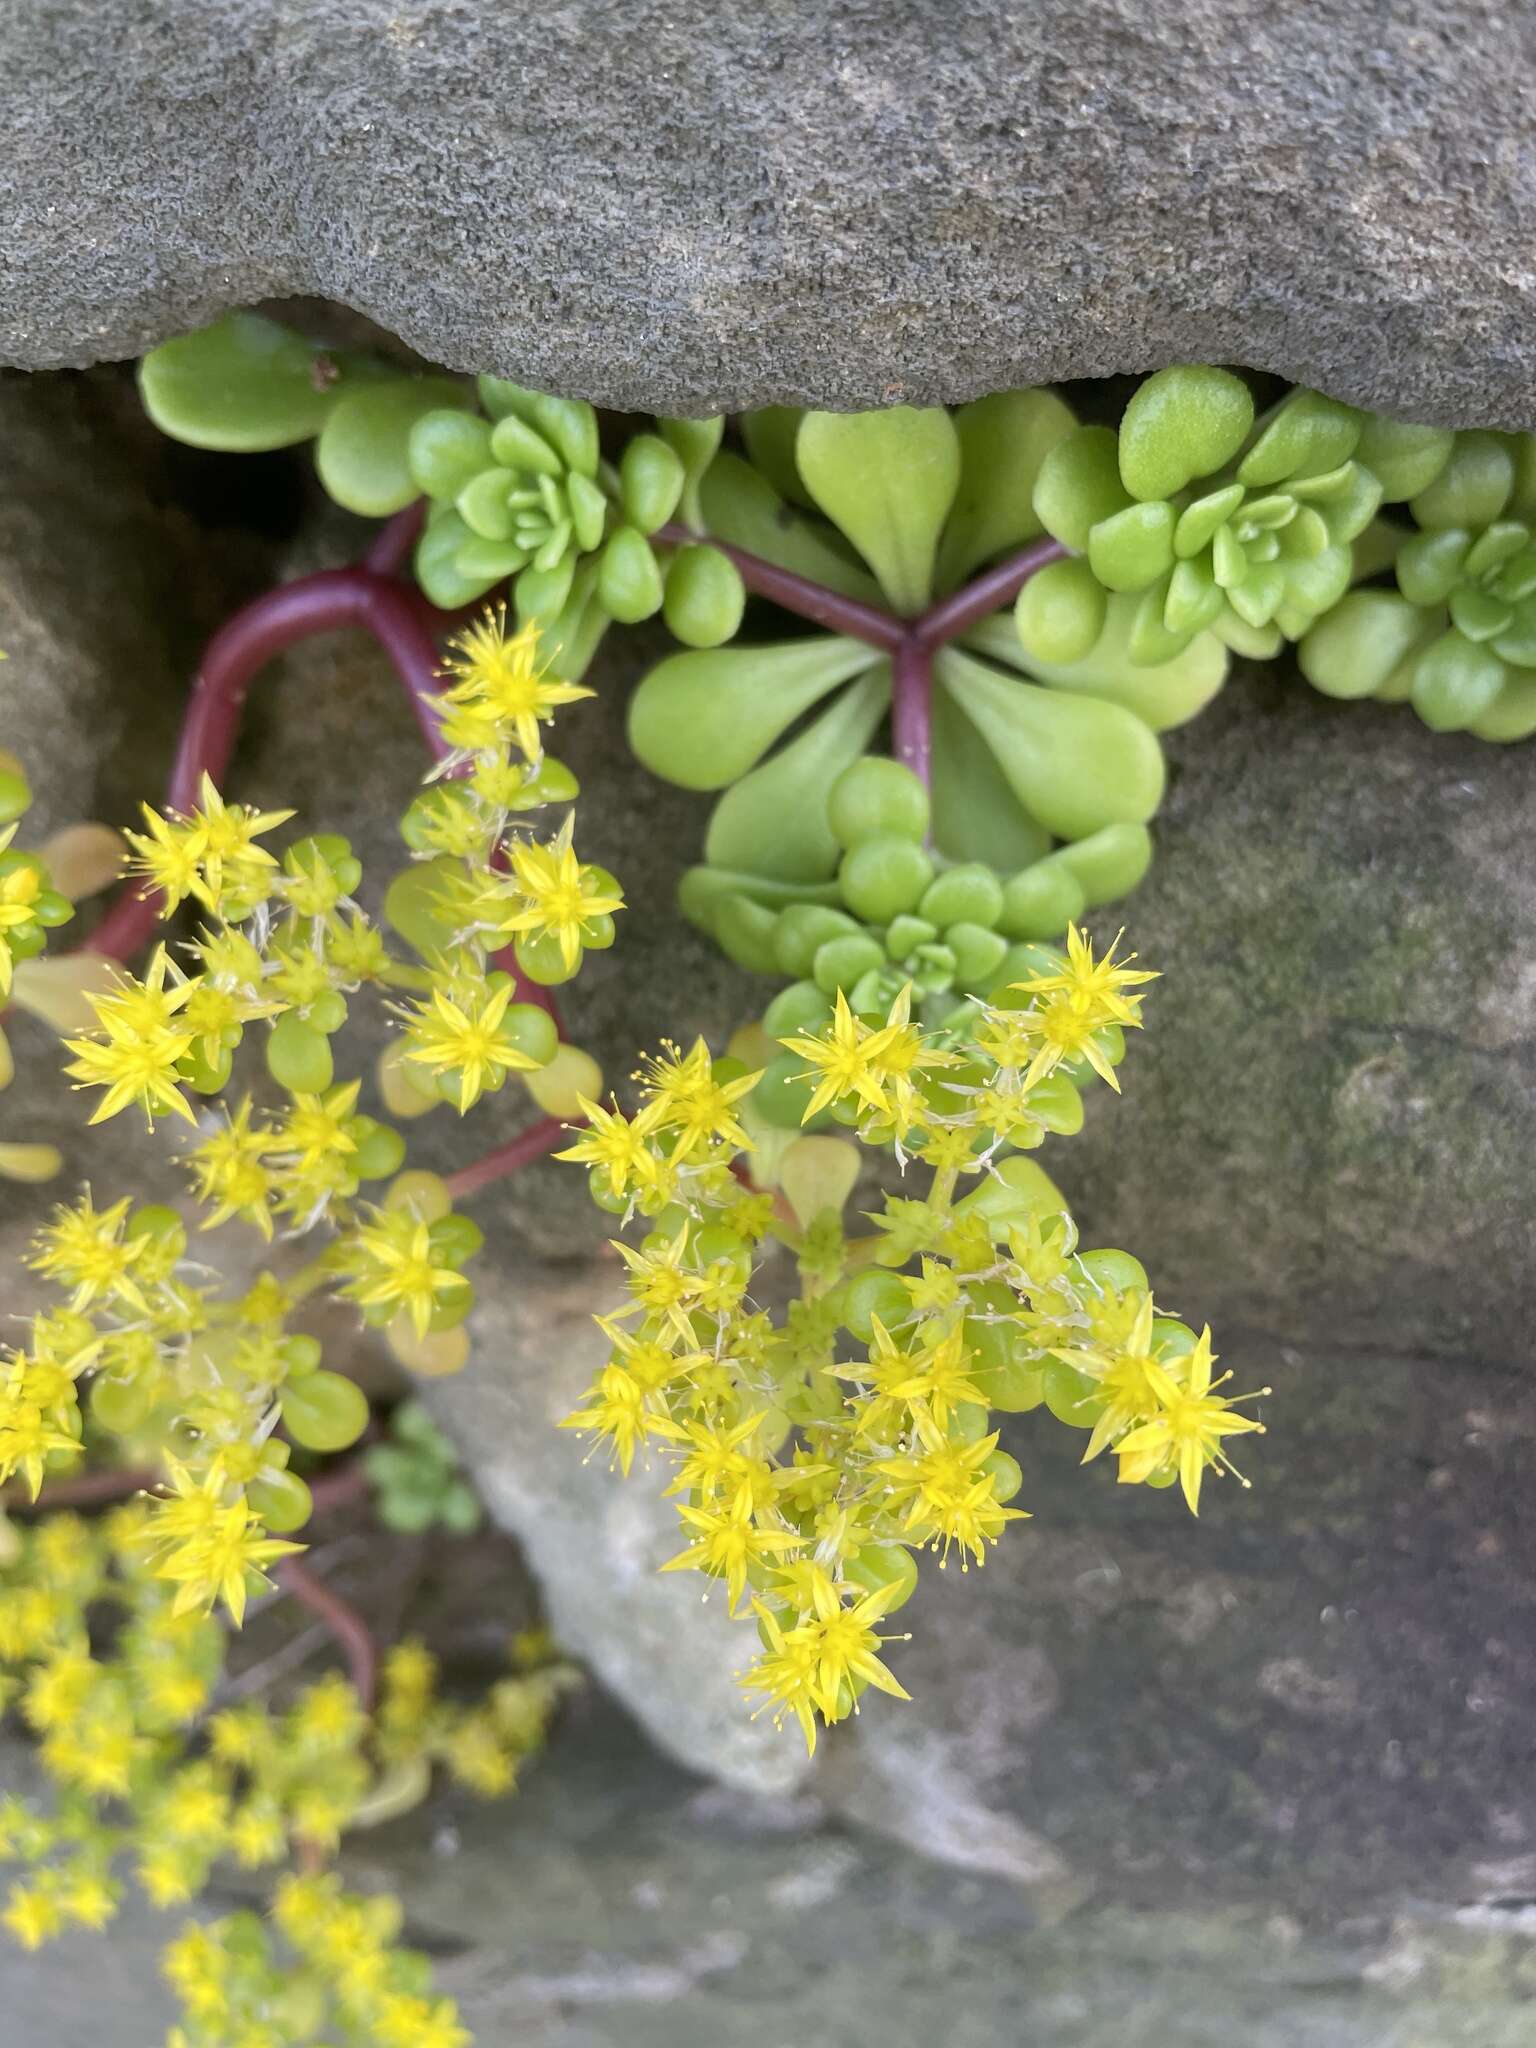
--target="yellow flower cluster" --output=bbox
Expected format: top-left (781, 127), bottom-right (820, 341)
top-left (562, 929), bottom-right (1267, 1752)
top-left (13, 611), bottom-right (621, 1622)
top-left (0, 1508), bottom-right (571, 1980)
top-left (404, 604), bottom-right (622, 992)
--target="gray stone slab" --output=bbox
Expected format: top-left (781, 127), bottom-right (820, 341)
top-left (4, 4), bottom-right (1536, 426)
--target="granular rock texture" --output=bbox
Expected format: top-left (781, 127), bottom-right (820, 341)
top-left (4, 2), bottom-right (1536, 426)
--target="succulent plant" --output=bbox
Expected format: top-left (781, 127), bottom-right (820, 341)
top-left (1301, 428), bottom-right (1536, 738)
top-left (1027, 367), bottom-right (1453, 666)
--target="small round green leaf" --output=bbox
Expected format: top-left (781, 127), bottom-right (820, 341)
top-left (1117, 366), bottom-right (1254, 501)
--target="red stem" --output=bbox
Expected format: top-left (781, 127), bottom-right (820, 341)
top-left (912, 536), bottom-right (1068, 648)
top-left (276, 1555), bottom-right (377, 1710)
top-left (365, 502), bottom-right (426, 578)
top-left (442, 1112), bottom-right (572, 1199)
top-left (656, 521), bottom-right (906, 653)
top-left (655, 524), bottom-right (1068, 789)
top-left (890, 639), bottom-right (934, 789)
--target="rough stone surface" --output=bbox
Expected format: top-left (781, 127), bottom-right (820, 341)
top-left (5, 3), bottom-right (1536, 427)
top-left (1064, 672), bottom-right (1536, 1361)
top-left (15, 1693), bottom-right (1536, 2047)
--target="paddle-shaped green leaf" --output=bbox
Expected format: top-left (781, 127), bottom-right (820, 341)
top-left (1117, 366), bottom-right (1253, 501)
top-left (628, 637), bottom-right (877, 791)
top-left (704, 666), bottom-right (891, 881)
top-left (384, 858), bottom-right (460, 962)
top-left (953, 1153), bottom-right (1070, 1239)
top-left (931, 676), bottom-right (1051, 870)
top-left (655, 415), bottom-right (725, 528)
top-left (1409, 431), bottom-right (1515, 531)
top-left (678, 866), bottom-right (842, 930)
top-left (1298, 590), bottom-right (1437, 701)
top-left (935, 388), bottom-right (1077, 590)
top-left (936, 647), bottom-right (1165, 840)
top-left (139, 313), bottom-right (352, 451)
top-left (740, 407), bottom-right (812, 507)
top-left (698, 452), bottom-right (883, 603)
top-left (796, 407), bottom-right (960, 614)
top-left (1052, 822), bottom-right (1153, 904)
top-left (317, 378), bottom-right (473, 516)
top-left (965, 596), bottom-right (1228, 731)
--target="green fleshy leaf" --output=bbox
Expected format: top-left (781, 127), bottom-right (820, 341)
top-left (1492, 550), bottom-right (1536, 605)
top-left (1410, 628), bottom-right (1506, 731)
top-left (628, 636), bottom-right (877, 790)
top-left (1409, 431), bottom-right (1515, 530)
top-left (1449, 587), bottom-right (1514, 643)
top-left (658, 416), bottom-right (726, 528)
top-left (967, 597), bottom-right (1227, 731)
top-left (1491, 595), bottom-right (1536, 668)
top-left (596, 526), bottom-right (662, 622)
top-left (1396, 527), bottom-right (1472, 606)
top-left (457, 466), bottom-right (518, 540)
top-left (1314, 463), bottom-right (1384, 546)
top-left (415, 506), bottom-right (505, 607)
top-left (1087, 500), bottom-right (1176, 592)
top-left (704, 665), bottom-right (891, 882)
top-left (138, 313), bottom-right (367, 451)
top-left (1173, 485), bottom-right (1245, 558)
top-left (934, 387), bottom-right (1076, 590)
top-left (1299, 590), bottom-right (1441, 701)
top-left (1237, 389), bottom-right (1361, 488)
top-left (516, 553), bottom-right (577, 625)
top-left (489, 412), bottom-right (564, 476)
top-left (740, 407), bottom-right (811, 507)
top-left (1277, 544), bottom-right (1353, 624)
top-left (1279, 506), bottom-right (1331, 560)
top-left (936, 646), bottom-right (1165, 840)
top-left (1014, 556), bottom-right (1107, 666)
top-left (714, 893), bottom-right (782, 973)
top-left (1163, 557), bottom-right (1226, 638)
top-left (996, 859), bottom-right (1087, 940)
top-left (383, 858), bottom-right (460, 962)
top-left (1127, 580), bottom-right (1198, 666)
top-left (796, 406), bottom-right (961, 614)
top-left (952, 1154), bottom-right (1070, 1240)
top-left (1464, 521), bottom-right (1530, 579)
top-left (1226, 563), bottom-right (1285, 630)
top-left (678, 865), bottom-right (842, 930)
top-left (697, 451), bottom-right (883, 603)
top-left (541, 560), bottom-right (610, 682)
top-left (931, 676), bottom-right (1052, 871)
top-left (1469, 673), bottom-right (1536, 741)
top-left (317, 377), bottom-right (472, 516)
top-left (1210, 612), bottom-right (1284, 659)
top-left (408, 410), bottom-right (496, 501)
top-left (1117, 365), bottom-right (1253, 501)
top-left (1354, 415), bottom-right (1455, 502)
top-left (663, 544), bottom-right (747, 648)
top-left (1051, 822), bottom-right (1153, 906)
top-left (1032, 425), bottom-right (1132, 550)
top-left (1504, 433), bottom-right (1536, 524)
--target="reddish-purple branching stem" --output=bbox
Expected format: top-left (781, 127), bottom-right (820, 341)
top-left (442, 1113), bottom-right (573, 1200)
top-left (655, 522), bottom-right (905, 652)
top-left (365, 502), bottom-right (426, 579)
top-left (276, 1555), bottom-right (378, 1711)
top-left (912, 536), bottom-right (1067, 648)
top-left (656, 523), bottom-right (1068, 789)
top-left (889, 639), bottom-right (934, 788)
